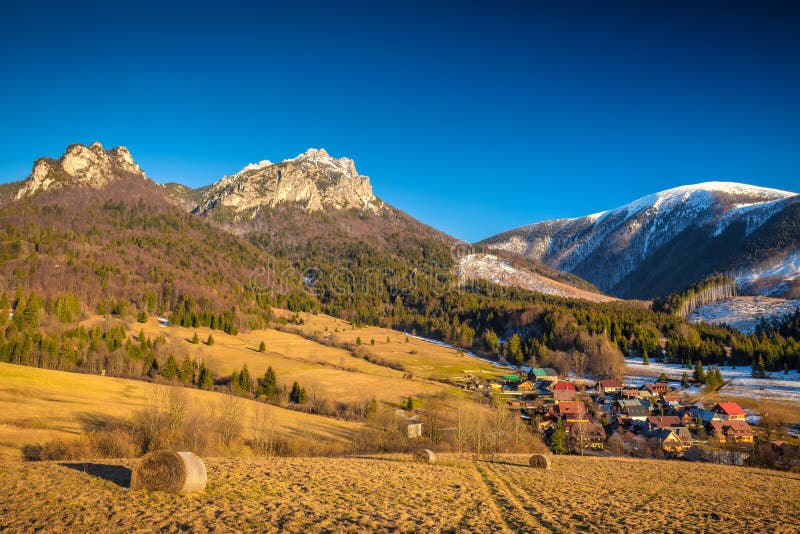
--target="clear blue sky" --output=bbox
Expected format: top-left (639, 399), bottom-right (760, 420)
top-left (1, 1), bottom-right (798, 241)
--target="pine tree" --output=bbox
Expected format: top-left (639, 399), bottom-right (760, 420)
top-left (207, 334), bottom-right (215, 346)
top-left (386, 336), bottom-right (390, 344)
top-left (161, 355), bottom-right (179, 380)
top-left (693, 360), bottom-right (706, 383)
top-left (191, 332), bottom-right (199, 344)
top-left (197, 363), bottom-right (214, 390)
top-left (258, 340), bottom-right (266, 353)
top-left (551, 419), bottom-right (567, 454)
top-left (181, 356), bottom-right (195, 384)
top-left (370, 338), bottom-right (375, 346)
top-left (642, 350), bottom-right (650, 365)
top-left (137, 310), bottom-right (147, 323)
top-left (356, 337), bottom-right (362, 346)
top-left (405, 396), bottom-right (414, 410)
top-left (366, 397), bottom-right (378, 419)
top-left (257, 366), bottom-right (277, 398)
top-left (289, 381), bottom-right (305, 404)
top-left (230, 370), bottom-right (241, 394)
top-left (753, 355), bottom-right (767, 378)
top-left (405, 336), bottom-right (409, 343)
top-left (239, 364), bottom-right (252, 394)
top-left (681, 372), bottom-right (690, 388)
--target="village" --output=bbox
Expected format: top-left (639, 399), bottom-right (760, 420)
top-left (472, 367), bottom-right (799, 467)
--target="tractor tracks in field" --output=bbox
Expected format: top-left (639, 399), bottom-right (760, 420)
top-left (472, 460), bottom-right (556, 533)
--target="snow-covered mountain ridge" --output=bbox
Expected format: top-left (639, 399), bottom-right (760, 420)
top-left (481, 181), bottom-right (800, 299)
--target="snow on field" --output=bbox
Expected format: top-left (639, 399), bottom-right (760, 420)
top-left (688, 296), bottom-right (800, 333)
top-left (624, 356), bottom-right (800, 403)
top-left (456, 253), bottom-right (615, 302)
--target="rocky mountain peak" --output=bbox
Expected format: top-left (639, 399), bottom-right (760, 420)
top-left (196, 147), bottom-right (380, 216)
top-left (15, 142), bottom-right (148, 199)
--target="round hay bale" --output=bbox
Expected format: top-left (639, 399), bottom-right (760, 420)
top-left (529, 454), bottom-right (552, 469)
top-left (413, 449), bottom-right (436, 464)
top-left (131, 450), bottom-right (207, 493)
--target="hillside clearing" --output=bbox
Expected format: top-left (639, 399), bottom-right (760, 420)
top-left (1, 455), bottom-right (797, 533)
top-left (0, 363), bottom-right (359, 460)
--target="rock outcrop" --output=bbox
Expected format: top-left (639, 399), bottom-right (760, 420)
top-left (195, 148), bottom-right (380, 215)
top-left (15, 142), bottom-right (148, 199)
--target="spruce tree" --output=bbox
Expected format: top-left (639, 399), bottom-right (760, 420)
top-left (191, 331), bottom-right (199, 344)
top-left (198, 363), bottom-right (214, 390)
top-left (289, 381), bottom-right (304, 404)
top-left (642, 350), bottom-right (650, 365)
top-left (239, 364), bottom-right (252, 394)
top-left (181, 356), bottom-right (195, 384)
top-left (405, 396), bottom-right (414, 410)
top-left (257, 366), bottom-right (277, 398)
top-left (161, 355), bottom-right (179, 380)
top-left (551, 419), bottom-right (567, 454)
top-left (207, 334), bottom-right (215, 346)
top-left (258, 340), bottom-right (266, 353)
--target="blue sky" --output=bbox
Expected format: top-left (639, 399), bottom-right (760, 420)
top-left (1, 1), bottom-right (798, 241)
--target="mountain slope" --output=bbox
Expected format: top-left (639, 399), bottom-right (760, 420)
top-left (0, 143), bottom-right (304, 323)
top-left (481, 182), bottom-right (800, 299)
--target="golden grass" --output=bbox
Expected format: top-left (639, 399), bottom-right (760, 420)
top-left (122, 316), bottom-right (453, 404)
top-left (284, 310), bottom-right (507, 381)
top-left (0, 363), bottom-right (360, 460)
top-left (1, 454), bottom-right (797, 532)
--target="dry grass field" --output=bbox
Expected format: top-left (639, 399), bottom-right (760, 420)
top-left (118, 316), bottom-right (458, 404)
top-left (0, 363), bottom-right (359, 460)
top-left (282, 310), bottom-right (507, 381)
top-left (1, 454), bottom-right (798, 533)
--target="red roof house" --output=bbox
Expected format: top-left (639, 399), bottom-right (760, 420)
top-left (712, 402), bottom-right (746, 420)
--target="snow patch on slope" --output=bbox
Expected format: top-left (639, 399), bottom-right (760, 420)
top-left (688, 296), bottom-right (800, 333)
top-left (456, 253), bottom-right (615, 302)
top-left (736, 250), bottom-right (800, 296)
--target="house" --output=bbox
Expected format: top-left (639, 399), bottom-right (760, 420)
top-left (620, 388), bottom-right (643, 399)
top-left (646, 415), bottom-right (682, 432)
top-left (555, 401), bottom-right (590, 426)
top-left (569, 423), bottom-right (607, 450)
top-left (643, 382), bottom-right (671, 396)
top-left (712, 402), bottom-right (746, 421)
top-left (529, 368), bottom-right (558, 382)
top-left (653, 427), bottom-right (692, 455)
top-left (708, 419), bottom-right (754, 444)
top-left (553, 381), bottom-right (577, 403)
top-left (517, 380), bottom-right (536, 392)
top-left (596, 379), bottom-right (624, 394)
top-left (622, 403), bottom-right (650, 421)
top-left (406, 420), bottom-right (423, 438)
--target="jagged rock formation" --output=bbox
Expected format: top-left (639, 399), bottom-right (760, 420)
top-left (481, 182), bottom-right (800, 299)
top-left (194, 148), bottom-right (380, 217)
top-left (15, 142), bottom-right (148, 199)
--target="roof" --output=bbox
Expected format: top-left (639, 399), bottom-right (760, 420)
top-left (531, 368), bottom-right (546, 376)
top-left (723, 420), bottom-right (753, 434)
top-left (714, 402), bottom-right (745, 416)
top-left (554, 389), bottom-right (577, 401)
top-left (709, 419), bottom-right (753, 435)
top-left (598, 379), bottom-right (624, 388)
top-left (557, 401), bottom-right (587, 415)
top-left (646, 416), bottom-right (681, 428)
top-left (624, 405), bottom-right (650, 416)
top-left (543, 368), bottom-right (558, 376)
top-left (553, 382), bottom-right (576, 391)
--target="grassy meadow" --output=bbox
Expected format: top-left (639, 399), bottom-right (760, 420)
top-left (0, 363), bottom-right (359, 461)
top-left (1, 454), bottom-right (798, 533)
